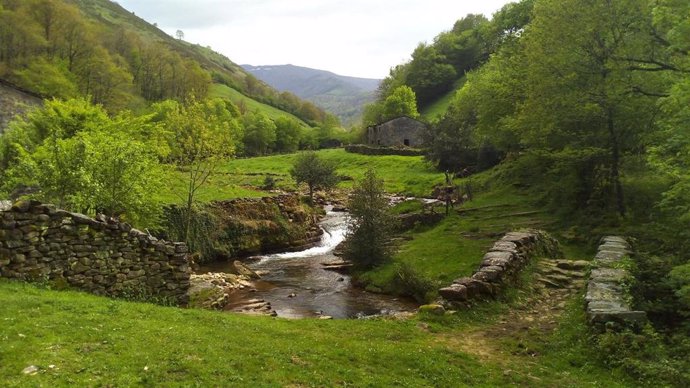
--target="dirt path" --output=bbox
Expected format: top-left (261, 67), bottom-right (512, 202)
top-left (439, 259), bottom-right (588, 363)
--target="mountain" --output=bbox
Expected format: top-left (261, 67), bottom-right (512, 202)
top-left (243, 64), bottom-right (380, 125)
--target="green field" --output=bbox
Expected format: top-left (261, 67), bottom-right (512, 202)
top-left (158, 149), bottom-right (446, 204)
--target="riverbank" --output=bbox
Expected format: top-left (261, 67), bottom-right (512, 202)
top-left (195, 208), bottom-right (418, 319)
top-left (0, 277), bottom-right (634, 387)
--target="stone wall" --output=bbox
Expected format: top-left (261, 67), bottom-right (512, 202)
top-left (439, 229), bottom-right (563, 304)
top-left (344, 144), bottom-right (424, 156)
top-left (366, 116), bottom-right (426, 147)
top-left (0, 200), bottom-right (191, 304)
top-left (585, 236), bottom-right (646, 329)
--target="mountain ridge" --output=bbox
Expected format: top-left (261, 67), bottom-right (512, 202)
top-left (243, 64), bottom-right (380, 125)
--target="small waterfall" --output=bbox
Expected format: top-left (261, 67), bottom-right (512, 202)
top-left (257, 209), bottom-right (348, 262)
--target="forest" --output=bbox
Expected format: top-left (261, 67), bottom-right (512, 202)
top-left (0, 0), bottom-right (337, 125)
top-left (363, 0), bottom-right (690, 382)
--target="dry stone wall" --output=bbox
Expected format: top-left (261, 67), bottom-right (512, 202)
top-left (439, 229), bottom-right (563, 304)
top-left (0, 200), bottom-right (191, 304)
top-left (585, 236), bottom-right (646, 329)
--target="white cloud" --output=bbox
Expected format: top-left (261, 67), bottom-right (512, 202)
top-left (118, 0), bottom-right (514, 78)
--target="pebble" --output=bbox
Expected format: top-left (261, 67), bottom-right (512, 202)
top-left (22, 365), bottom-right (39, 375)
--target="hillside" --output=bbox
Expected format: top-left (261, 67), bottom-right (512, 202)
top-left (0, 0), bottom-right (330, 125)
top-left (0, 80), bottom-right (42, 133)
top-left (243, 64), bottom-right (380, 125)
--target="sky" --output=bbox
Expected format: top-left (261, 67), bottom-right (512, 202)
top-left (117, 0), bottom-right (514, 79)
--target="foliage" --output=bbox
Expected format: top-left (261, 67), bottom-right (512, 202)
top-left (242, 112), bottom-right (277, 156)
top-left (595, 327), bottom-right (690, 386)
top-left (0, 0), bottom-right (334, 125)
top-left (391, 262), bottom-right (438, 303)
top-left (163, 97), bottom-right (238, 242)
top-left (382, 85), bottom-right (419, 121)
top-left (343, 169), bottom-right (395, 269)
top-left (273, 116), bottom-right (303, 153)
top-left (289, 151), bottom-right (339, 199)
top-left (0, 98), bottom-right (163, 227)
top-left (162, 205), bottom-right (220, 263)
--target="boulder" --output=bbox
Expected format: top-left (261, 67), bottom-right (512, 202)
top-left (438, 285), bottom-right (468, 301)
top-left (418, 304), bottom-right (446, 315)
top-left (232, 260), bottom-right (260, 279)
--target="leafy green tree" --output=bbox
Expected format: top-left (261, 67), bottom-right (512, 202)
top-left (82, 129), bottom-right (163, 226)
top-left (405, 44), bottom-right (457, 105)
top-left (382, 85), bottom-right (419, 121)
top-left (273, 116), bottom-right (302, 153)
top-left (242, 112), bottom-right (276, 156)
top-left (1, 98), bottom-right (164, 227)
top-left (165, 97), bottom-right (238, 242)
top-left (13, 57), bottom-right (77, 99)
top-left (509, 0), bottom-right (664, 215)
top-left (289, 151), bottom-right (339, 200)
top-left (343, 169), bottom-right (395, 269)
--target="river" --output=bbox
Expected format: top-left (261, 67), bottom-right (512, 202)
top-left (200, 207), bottom-right (418, 319)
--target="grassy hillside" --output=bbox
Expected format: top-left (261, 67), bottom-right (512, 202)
top-left (420, 77), bottom-right (467, 121)
top-left (0, 0), bottom-right (327, 125)
top-left (208, 84), bottom-right (308, 124)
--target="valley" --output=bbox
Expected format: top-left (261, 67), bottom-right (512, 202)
top-left (1, 0), bottom-right (689, 386)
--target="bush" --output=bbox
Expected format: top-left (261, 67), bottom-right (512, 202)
top-left (392, 262), bottom-right (438, 303)
top-left (343, 169), bottom-right (395, 269)
top-left (595, 326), bottom-right (689, 386)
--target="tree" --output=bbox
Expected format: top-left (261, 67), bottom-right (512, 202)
top-left (1, 98), bottom-right (164, 228)
top-left (343, 169), bottom-right (395, 269)
top-left (405, 44), bottom-right (457, 105)
top-left (382, 85), bottom-right (419, 121)
top-left (289, 151), bottom-right (339, 200)
top-left (166, 98), bottom-right (238, 242)
top-left (273, 116), bottom-right (302, 153)
top-left (510, 0), bottom-right (664, 215)
top-left (242, 112), bottom-right (276, 156)
top-left (175, 29), bottom-right (184, 40)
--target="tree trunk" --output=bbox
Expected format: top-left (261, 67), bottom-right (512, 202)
top-left (607, 107), bottom-right (625, 216)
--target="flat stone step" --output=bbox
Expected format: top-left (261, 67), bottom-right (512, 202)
top-left (537, 276), bottom-right (563, 289)
top-left (538, 265), bottom-right (585, 279)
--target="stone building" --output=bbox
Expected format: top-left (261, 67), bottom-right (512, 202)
top-left (366, 116), bottom-right (427, 148)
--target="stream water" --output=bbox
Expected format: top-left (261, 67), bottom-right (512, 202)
top-left (200, 208), bottom-right (418, 319)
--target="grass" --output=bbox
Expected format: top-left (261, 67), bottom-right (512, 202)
top-left (157, 149), bottom-right (446, 204)
top-left (218, 149), bottom-right (445, 196)
top-left (0, 279), bottom-right (634, 387)
top-left (0, 157), bottom-right (642, 386)
top-left (209, 84), bottom-right (309, 125)
top-left (360, 184), bottom-right (561, 298)
top-left (420, 76), bottom-right (467, 121)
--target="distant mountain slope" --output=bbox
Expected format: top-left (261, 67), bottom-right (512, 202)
top-left (243, 64), bottom-right (380, 125)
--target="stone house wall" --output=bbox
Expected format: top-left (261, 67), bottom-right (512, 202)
top-left (366, 116), bottom-right (426, 147)
top-left (0, 200), bottom-right (191, 304)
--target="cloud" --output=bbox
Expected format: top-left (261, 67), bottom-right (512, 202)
top-left (117, 0), bottom-right (513, 78)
